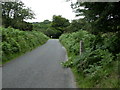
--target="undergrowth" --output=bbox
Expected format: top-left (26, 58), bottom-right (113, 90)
top-left (60, 30), bottom-right (119, 88)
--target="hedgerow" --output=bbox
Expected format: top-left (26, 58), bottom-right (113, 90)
top-left (1, 27), bottom-right (49, 64)
top-left (59, 30), bottom-right (119, 88)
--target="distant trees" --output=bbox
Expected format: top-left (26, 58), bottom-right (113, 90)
top-left (33, 15), bottom-right (88, 38)
top-left (33, 19), bottom-right (62, 38)
top-left (33, 15), bottom-right (71, 38)
top-left (65, 19), bottom-right (86, 33)
top-left (51, 15), bottom-right (70, 33)
top-left (2, 0), bottom-right (35, 31)
top-left (33, 20), bottom-right (51, 32)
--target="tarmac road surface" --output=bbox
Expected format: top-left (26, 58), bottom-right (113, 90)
top-left (2, 39), bottom-right (76, 88)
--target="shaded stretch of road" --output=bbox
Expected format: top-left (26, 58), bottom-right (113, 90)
top-left (2, 39), bottom-right (76, 88)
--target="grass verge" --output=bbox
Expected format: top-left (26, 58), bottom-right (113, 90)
top-left (71, 60), bottom-right (119, 88)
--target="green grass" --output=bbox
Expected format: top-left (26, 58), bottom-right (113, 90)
top-left (95, 61), bottom-right (119, 88)
top-left (2, 51), bottom-right (24, 65)
top-left (71, 61), bottom-right (119, 88)
top-left (72, 67), bottom-right (94, 88)
top-left (0, 61), bottom-right (2, 66)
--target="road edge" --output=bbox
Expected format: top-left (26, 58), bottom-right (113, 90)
top-left (59, 40), bottom-right (77, 88)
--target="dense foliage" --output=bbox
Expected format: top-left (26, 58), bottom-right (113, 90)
top-left (71, 2), bottom-right (120, 34)
top-left (60, 30), bottom-right (95, 55)
top-left (33, 20), bottom-right (61, 38)
top-left (2, 0), bottom-right (35, 31)
top-left (58, 1), bottom-right (120, 88)
top-left (60, 31), bottom-right (119, 88)
top-left (33, 20), bottom-right (51, 32)
top-left (1, 27), bottom-right (49, 64)
top-left (33, 15), bottom-right (70, 38)
top-left (51, 15), bottom-right (70, 33)
top-left (1, 0), bottom-right (119, 88)
top-left (65, 19), bottom-right (86, 33)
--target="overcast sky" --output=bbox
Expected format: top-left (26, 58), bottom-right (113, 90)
top-left (21, 0), bottom-right (82, 22)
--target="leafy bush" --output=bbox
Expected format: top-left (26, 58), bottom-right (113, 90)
top-left (103, 33), bottom-right (120, 54)
top-left (1, 27), bottom-right (49, 63)
top-left (60, 30), bottom-right (95, 55)
top-left (59, 30), bottom-right (119, 88)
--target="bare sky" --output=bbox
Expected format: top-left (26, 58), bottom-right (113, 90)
top-left (21, 0), bottom-right (82, 22)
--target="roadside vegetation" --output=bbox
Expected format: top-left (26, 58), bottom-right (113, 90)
top-left (1, 0), bottom-right (120, 88)
top-left (1, 1), bottom-right (49, 64)
top-left (1, 27), bottom-right (49, 64)
top-left (59, 2), bottom-right (120, 88)
top-left (60, 31), bottom-right (119, 88)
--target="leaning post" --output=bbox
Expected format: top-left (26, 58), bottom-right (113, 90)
top-left (80, 40), bottom-right (84, 55)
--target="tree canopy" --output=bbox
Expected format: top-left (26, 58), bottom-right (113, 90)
top-left (33, 19), bottom-right (63, 38)
top-left (71, 2), bottom-right (120, 34)
top-left (2, 0), bottom-right (35, 31)
top-left (65, 19), bottom-right (86, 33)
top-left (51, 15), bottom-right (70, 33)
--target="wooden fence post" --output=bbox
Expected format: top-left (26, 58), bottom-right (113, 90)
top-left (80, 40), bottom-right (84, 55)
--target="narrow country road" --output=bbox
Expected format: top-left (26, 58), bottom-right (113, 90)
top-left (2, 39), bottom-right (76, 88)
